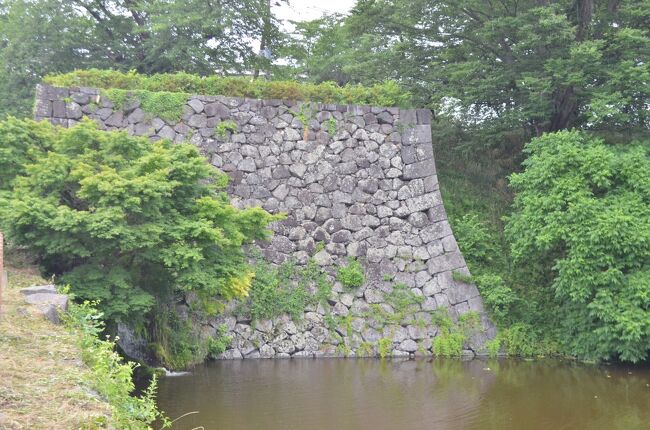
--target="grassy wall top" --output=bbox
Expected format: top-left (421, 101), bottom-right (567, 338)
top-left (44, 69), bottom-right (413, 108)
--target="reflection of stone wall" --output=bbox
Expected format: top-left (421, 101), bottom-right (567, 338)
top-left (35, 84), bottom-right (496, 359)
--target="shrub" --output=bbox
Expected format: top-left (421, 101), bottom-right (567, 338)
top-left (499, 323), bottom-right (540, 358)
top-left (506, 130), bottom-right (650, 362)
top-left (0, 117), bottom-right (54, 194)
top-left (336, 258), bottom-right (365, 289)
top-left (0, 119), bottom-right (280, 325)
top-left (65, 300), bottom-right (168, 429)
top-left (207, 325), bottom-right (232, 359)
top-left (473, 273), bottom-right (517, 326)
top-left (432, 331), bottom-right (465, 357)
top-left (45, 69), bottom-right (413, 107)
top-left (431, 310), bottom-right (482, 357)
top-left (452, 213), bottom-right (497, 266)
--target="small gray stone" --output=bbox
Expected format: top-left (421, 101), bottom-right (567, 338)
top-left (158, 125), bottom-right (176, 140)
top-left (403, 160), bottom-right (432, 180)
top-left (106, 111), bottom-right (124, 127)
top-left (127, 108), bottom-right (145, 123)
top-left (187, 98), bottom-right (204, 113)
top-left (66, 102), bottom-right (83, 119)
top-left (204, 102), bottom-right (230, 118)
top-left (20, 285), bottom-right (57, 296)
top-left (188, 114), bottom-right (207, 128)
top-left (331, 230), bottom-right (352, 243)
top-left (364, 289), bottom-right (384, 304)
top-left (314, 250), bottom-right (333, 266)
top-left (398, 339), bottom-right (418, 352)
top-left (239, 158), bottom-right (257, 172)
top-left (260, 344), bottom-right (275, 358)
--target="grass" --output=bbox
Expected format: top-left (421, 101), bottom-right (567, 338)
top-left (0, 255), bottom-right (112, 429)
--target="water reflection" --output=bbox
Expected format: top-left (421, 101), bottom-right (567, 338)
top-left (155, 359), bottom-right (650, 430)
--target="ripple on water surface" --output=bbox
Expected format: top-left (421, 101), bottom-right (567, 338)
top-left (155, 358), bottom-right (650, 430)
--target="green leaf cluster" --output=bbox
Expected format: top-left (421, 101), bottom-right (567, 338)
top-left (0, 0), bottom-right (287, 118)
top-left (102, 88), bottom-right (189, 122)
top-left (0, 118), bottom-right (280, 324)
top-left (431, 310), bottom-right (481, 357)
top-left (65, 300), bottom-right (167, 429)
top-left (336, 257), bottom-right (365, 289)
top-left (239, 255), bottom-right (332, 322)
top-left (287, 0), bottom-right (650, 145)
top-left (45, 69), bottom-right (412, 108)
top-left (506, 130), bottom-right (650, 362)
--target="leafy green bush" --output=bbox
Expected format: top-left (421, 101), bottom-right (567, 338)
top-left (0, 119), bottom-right (280, 325)
top-left (207, 325), bottom-right (232, 359)
top-left (506, 130), bottom-right (650, 363)
top-left (473, 273), bottom-right (517, 326)
top-left (452, 213), bottom-right (496, 266)
top-left (430, 310), bottom-right (480, 357)
top-left (498, 323), bottom-right (542, 358)
top-left (336, 258), bottom-right (365, 289)
top-left (0, 117), bottom-right (54, 194)
top-left (148, 307), bottom-right (205, 369)
top-left (433, 330), bottom-right (465, 357)
top-left (44, 69), bottom-right (413, 107)
top-left (65, 300), bottom-right (168, 429)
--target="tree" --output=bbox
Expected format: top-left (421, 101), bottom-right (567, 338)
top-left (1, 119), bottom-right (279, 323)
top-left (0, 0), bottom-right (286, 118)
top-left (291, 0), bottom-right (650, 145)
top-left (505, 131), bottom-right (649, 362)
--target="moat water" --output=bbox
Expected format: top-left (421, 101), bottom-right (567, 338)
top-left (155, 358), bottom-right (650, 430)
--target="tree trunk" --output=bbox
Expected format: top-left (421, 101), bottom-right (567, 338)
top-left (253, 0), bottom-right (271, 79)
top-left (576, 0), bottom-right (593, 41)
top-left (550, 86), bottom-right (578, 131)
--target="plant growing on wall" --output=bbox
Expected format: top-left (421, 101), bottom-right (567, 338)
top-left (290, 102), bottom-right (318, 140)
top-left (215, 120), bottom-right (238, 139)
top-left (101, 89), bottom-right (189, 122)
top-left (238, 253), bottom-right (332, 321)
top-left (336, 257), bottom-right (365, 289)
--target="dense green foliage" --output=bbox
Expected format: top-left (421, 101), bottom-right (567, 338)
top-left (506, 131), bottom-right (650, 362)
top-left (0, 118), bottom-right (54, 196)
top-left (239, 255), bottom-right (332, 321)
top-left (0, 119), bottom-right (279, 325)
top-left (438, 143), bottom-right (563, 358)
top-left (0, 0), bottom-right (286, 117)
top-left (336, 258), bottom-right (365, 289)
top-left (45, 69), bottom-right (411, 107)
top-left (285, 0), bottom-right (650, 145)
top-left (65, 300), bottom-right (167, 429)
top-left (431, 311), bottom-right (481, 357)
top-left (100, 88), bottom-right (190, 122)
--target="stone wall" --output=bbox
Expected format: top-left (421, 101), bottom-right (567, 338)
top-left (34, 84), bottom-right (496, 359)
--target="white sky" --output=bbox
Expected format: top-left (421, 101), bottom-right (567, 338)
top-left (273, 0), bottom-right (356, 24)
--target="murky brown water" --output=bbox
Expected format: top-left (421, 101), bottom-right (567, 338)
top-left (155, 358), bottom-right (650, 430)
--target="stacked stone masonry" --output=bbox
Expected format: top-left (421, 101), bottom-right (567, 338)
top-left (35, 84), bottom-right (496, 359)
